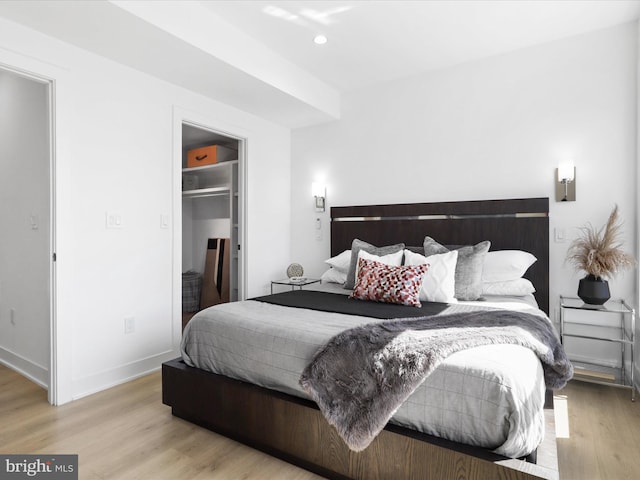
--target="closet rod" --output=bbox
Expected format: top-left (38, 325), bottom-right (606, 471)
top-left (183, 192), bottom-right (230, 199)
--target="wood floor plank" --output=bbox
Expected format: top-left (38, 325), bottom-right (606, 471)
top-left (2, 364), bottom-right (639, 479)
top-left (556, 380), bottom-right (640, 480)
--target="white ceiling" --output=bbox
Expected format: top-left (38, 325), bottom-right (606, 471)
top-left (205, 0), bottom-right (640, 92)
top-left (0, 1), bottom-right (638, 128)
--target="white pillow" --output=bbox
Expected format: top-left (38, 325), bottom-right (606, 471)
top-left (482, 278), bottom-right (536, 296)
top-left (325, 250), bottom-right (352, 273)
top-left (482, 250), bottom-right (537, 283)
top-left (354, 249), bottom-right (404, 284)
top-left (320, 267), bottom-right (348, 284)
top-left (403, 249), bottom-right (458, 303)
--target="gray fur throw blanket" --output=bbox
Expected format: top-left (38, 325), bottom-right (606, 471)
top-left (299, 309), bottom-right (573, 452)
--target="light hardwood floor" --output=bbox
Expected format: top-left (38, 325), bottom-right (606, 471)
top-left (1, 364), bottom-right (638, 480)
top-left (554, 381), bottom-right (640, 480)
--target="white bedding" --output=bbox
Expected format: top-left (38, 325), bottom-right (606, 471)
top-left (181, 293), bottom-right (547, 458)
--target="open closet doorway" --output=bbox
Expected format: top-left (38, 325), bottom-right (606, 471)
top-left (179, 121), bottom-right (245, 329)
top-left (0, 65), bottom-right (54, 401)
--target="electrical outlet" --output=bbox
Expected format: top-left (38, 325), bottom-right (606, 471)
top-left (124, 316), bottom-right (135, 334)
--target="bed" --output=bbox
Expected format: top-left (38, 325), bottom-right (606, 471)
top-left (163, 197), bottom-right (563, 480)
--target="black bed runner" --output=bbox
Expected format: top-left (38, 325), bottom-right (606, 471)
top-left (251, 290), bottom-right (449, 319)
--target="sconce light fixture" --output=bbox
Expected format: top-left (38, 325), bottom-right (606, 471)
top-left (312, 182), bottom-right (326, 212)
top-left (555, 164), bottom-right (576, 202)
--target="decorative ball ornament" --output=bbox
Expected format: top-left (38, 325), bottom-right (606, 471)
top-left (286, 263), bottom-right (304, 278)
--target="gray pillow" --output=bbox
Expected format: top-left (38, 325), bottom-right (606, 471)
top-left (423, 236), bottom-right (491, 300)
top-left (344, 239), bottom-right (405, 290)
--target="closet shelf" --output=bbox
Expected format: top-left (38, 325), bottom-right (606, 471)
top-left (182, 186), bottom-right (230, 198)
top-left (182, 159), bottom-right (238, 173)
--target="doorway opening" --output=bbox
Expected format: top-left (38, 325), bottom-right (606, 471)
top-left (179, 121), bottom-right (246, 329)
top-left (0, 65), bottom-right (55, 402)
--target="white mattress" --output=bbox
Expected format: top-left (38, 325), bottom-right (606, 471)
top-left (181, 293), bottom-right (547, 458)
top-left (310, 279), bottom-right (540, 308)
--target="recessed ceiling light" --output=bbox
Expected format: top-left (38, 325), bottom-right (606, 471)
top-left (313, 34), bottom-right (328, 45)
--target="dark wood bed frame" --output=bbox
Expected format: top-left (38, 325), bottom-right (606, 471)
top-left (163, 197), bottom-right (558, 480)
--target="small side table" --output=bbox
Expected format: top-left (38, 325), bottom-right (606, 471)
top-left (559, 295), bottom-right (635, 401)
top-left (271, 278), bottom-right (321, 294)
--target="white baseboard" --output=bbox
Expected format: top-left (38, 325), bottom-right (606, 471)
top-left (570, 353), bottom-right (639, 395)
top-left (568, 353), bottom-right (619, 369)
top-left (0, 346), bottom-right (48, 388)
top-left (71, 349), bottom-right (179, 401)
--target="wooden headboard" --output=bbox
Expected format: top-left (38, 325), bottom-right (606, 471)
top-left (331, 198), bottom-right (550, 314)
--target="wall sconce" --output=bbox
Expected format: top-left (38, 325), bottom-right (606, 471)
top-left (555, 164), bottom-right (576, 202)
top-left (312, 182), bottom-right (326, 212)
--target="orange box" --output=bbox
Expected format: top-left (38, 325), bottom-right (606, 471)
top-left (187, 145), bottom-right (236, 168)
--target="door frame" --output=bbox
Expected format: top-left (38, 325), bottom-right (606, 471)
top-left (171, 106), bottom-right (248, 348)
top-left (0, 63), bottom-right (57, 403)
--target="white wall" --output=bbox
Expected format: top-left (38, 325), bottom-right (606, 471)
top-left (0, 16), bottom-right (291, 403)
top-left (0, 69), bottom-right (50, 386)
top-left (636, 18), bottom-right (640, 390)
top-left (292, 23), bottom-right (637, 366)
top-left (182, 198), bottom-right (231, 272)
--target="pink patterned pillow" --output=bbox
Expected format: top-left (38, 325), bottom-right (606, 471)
top-left (350, 257), bottom-right (429, 307)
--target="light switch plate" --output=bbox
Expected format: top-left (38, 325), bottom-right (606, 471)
top-left (106, 211), bottom-right (123, 229)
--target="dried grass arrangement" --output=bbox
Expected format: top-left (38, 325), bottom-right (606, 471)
top-left (566, 205), bottom-right (635, 280)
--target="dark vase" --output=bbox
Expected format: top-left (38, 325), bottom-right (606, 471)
top-left (577, 275), bottom-right (611, 305)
